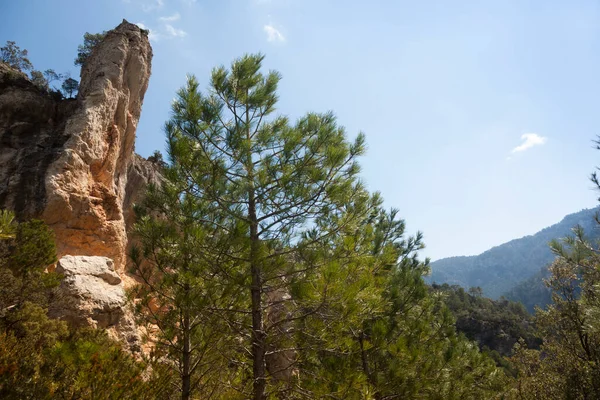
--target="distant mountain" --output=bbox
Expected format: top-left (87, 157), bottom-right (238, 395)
top-left (428, 208), bottom-right (600, 299)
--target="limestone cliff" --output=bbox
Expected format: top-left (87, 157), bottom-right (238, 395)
top-left (0, 20), bottom-right (154, 276)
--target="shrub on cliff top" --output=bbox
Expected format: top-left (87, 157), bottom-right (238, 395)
top-left (0, 41), bottom-right (33, 72)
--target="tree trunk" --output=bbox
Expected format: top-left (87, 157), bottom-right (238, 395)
top-left (182, 289), bottom-right (192, 400)
top-left (359, 333), bottom-right (379, 398)
top-left (249, 193), bottom-right (266, 400)
top-left (245, 92), bottom-right (266, 400)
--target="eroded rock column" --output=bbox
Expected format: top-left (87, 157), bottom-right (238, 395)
top-left (43, 21), bottom-right (153, 273)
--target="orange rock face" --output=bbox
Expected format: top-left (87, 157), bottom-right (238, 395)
top-left (41, 21), bottom-right (153, 273)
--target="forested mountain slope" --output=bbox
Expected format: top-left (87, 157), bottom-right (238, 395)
top-left (502, 267), bottom-right (552, 313)
top-left (428, 208), bottom-right (600, 299)
top-left (432, 284), bottom-right (540, 358)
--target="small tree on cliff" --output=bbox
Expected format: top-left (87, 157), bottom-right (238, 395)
top-left (30, 70), bottom-right (50, 91)
top-left (74, 32), bottom-right (107, 67)
top-left (61, 77), bottom-right (79, 98)
top-left (1, 41), bottom-right (33, 72)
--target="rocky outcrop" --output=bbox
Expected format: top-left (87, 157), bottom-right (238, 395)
top-left (0, 21), bottom-right (155, 349)
top-left (1, 20), bottom-right (152, 274)
top-left (49, 255), bottom-right (141, 351)
top-left (42, 21), bottom-right (153, 273)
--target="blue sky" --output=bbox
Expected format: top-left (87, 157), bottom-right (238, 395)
top-left (2, 0), bottom-right (600, 260)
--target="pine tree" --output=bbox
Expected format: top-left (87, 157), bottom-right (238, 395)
top-left (511, 227), bottom-right (600, 399)
top-left (0, 217), bottom-right (60, 318)
top-left (297, 207), bottom-right (508, 398)
top-left (131, 179), bottom-right (241, 400)
top-left (136, 53), bottom-right (369, 399)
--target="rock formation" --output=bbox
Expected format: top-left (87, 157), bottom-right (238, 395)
top-left (42, 21), bottom-right (153, 274)
top-left (49, 255), bottom-right (141, 351)
top-left (0, 20), bottom-right (157, 349)
top-left (0, 20), bottom-right (153, 276)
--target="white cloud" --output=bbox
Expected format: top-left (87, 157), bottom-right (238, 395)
top-left (159, 12), bottom-right (180, 22)
top-left (263, 24), bottom-right (285, 42)
top-left (511, 133), bottom-right (547, 153)
top-left (142, 0), bottom-right (164, 12)
top-left (165, 24), bottom-right (187, 37)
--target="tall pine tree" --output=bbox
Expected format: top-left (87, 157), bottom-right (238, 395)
top-left (135, 53), bottom-right (369, 399)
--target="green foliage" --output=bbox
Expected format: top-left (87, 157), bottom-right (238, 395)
top-left (1, 41), bottom-right (67, 100)
top-left (0, 302), bottom-right (69, 399)
top-left (25, 69), bottom-right (67, 100)
top-left (75, 31), bottom-right (107, 67)
top-left (31, 69), bottom-right (66, 95)
top-left (0, 214), bottom-right (170, 399)
top-left (433, 283), bottom-right (541, 359)
top-left (8, 219), bottom-right (56, 273)
top-left (29, 68), bottom-right (68, 99)
top-left (131, 182), bottom-right (239, 399)
top-left (503, 267), bottom-right (552, 313)
top-left (61, 77), bottom-right (79, 98)
top-left (0, 215), bottom-right (60, 330)
top-left (0, 210), bottom-right (15, 240)
top-left (0, 41), bottom-right (33, 71)
top-left (42, 69), bottom-right (63, 87)
top-left (131, 53), bottom-right (513, 399)
top-left (0, 218), bottom-right (59, 317)
top-left (30, 70), bottom-right (49, 91)
top-left (296, 212), bottom-right (509, 398)
top-left (0, 313), bottom-right (168, 399)
top-left (147, 150), bottom-right (166, 167)
top-left (43, 329), bottom-right (169, 400)
top-left (510, 225), bottom-right (600, 398)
